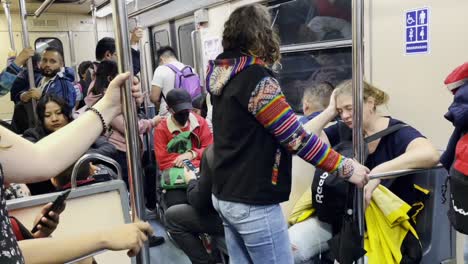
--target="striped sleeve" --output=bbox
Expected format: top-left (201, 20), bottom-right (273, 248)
top-left (248, 77), bottom-right (353, 177)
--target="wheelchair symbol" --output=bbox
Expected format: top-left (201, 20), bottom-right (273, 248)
top-left (407, 14), bottom-right (416, 25)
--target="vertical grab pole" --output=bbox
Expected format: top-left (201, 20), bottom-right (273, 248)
top-left (19, 0), bottom-right (36, 90)
top-left (110, 1), bottom-right (150, 263)
top-left (352, 0), bottom-right (365, 263)
top-left (91, 1), bottom-right (98, 44)
top-left (2, 0), bottom-right (16, 51)
top-left (19, 0), bottom-right (36, 91)
top-left (19, 0), bottom-right (38, 126)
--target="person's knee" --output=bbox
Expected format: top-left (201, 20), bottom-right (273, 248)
top-left (164, 204), bottom-right (183, 230)
top-left (290, 233), bottom-right (309, 264)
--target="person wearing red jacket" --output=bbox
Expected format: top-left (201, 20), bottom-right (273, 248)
top-left (154, 89), bottom-right (213, 207)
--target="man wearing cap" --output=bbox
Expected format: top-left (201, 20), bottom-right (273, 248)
top-left (154, 88), bottom-right (213, 172)
top-left (154, 89), bottom-right (212, 209)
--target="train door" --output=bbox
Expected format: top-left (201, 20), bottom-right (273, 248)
top-left (150, 23), bottom-right (171, 70)
top-left (174, 17), bottom-right (196, 68)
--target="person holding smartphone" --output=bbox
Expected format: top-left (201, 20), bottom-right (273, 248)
top-left (154, 89), bottom-right (213, 208)
top-left (0, 72), bottom-right (154, 264)
top-left (165, 146), bottom-right (224, 264)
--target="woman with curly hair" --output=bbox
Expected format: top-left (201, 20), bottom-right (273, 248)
top-left (207, 3), bottom-right (369, 263)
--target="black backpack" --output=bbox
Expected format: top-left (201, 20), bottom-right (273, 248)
top-left (446, 133), bottom-right (468, 234)
top-left (311, 122), bottom-right (408, 233)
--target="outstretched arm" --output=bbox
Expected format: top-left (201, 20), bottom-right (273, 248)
top-left (0, 73), bottom-right (138, 184)
top-left (20, 221), bottom-right (153, 264)
top-left (247, 77), bottom-right (369, 187)
top-left (364, 137), bottom-right (440, 206)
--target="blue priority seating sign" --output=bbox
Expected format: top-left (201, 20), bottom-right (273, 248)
top-left (405, 7), bottom-right (429, 54)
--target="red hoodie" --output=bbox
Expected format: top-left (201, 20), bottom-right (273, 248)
top-left (154, 112), bottom-right (213, 170)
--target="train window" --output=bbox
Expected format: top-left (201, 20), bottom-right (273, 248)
top-left (35, 38), bottom-right (64, 54)
top-left (277, 47), bottom-right (351, 113)
top-left (269, 0), bottom-right (351, 46)
top-left (153, 30), bottom-right (170, 51)
top-left (177, 23), bottom-right (195, 67)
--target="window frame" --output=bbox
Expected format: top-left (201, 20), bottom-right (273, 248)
top-left (153, 29), bottom-right (170, 51)
top-left (264, 0), bottom-right (353, 113)
top-left (267, 0), bottom-right (352, 47)
top-left (152, 29), bottom-right (171, 67)
top-left (177, 22), bottom-right (196, 67)
top-left (34, 37), bottom-right (64, 53)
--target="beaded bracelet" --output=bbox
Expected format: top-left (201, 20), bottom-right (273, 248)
top-left (86, 107), bottom-right (108, 135)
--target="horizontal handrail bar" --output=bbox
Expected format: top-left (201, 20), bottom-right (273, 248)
top-left (34, 0), bottom-right (56, 18)
top-left (369, 164), bottom-right (444, 180)
top-left (128, 0), bottom-right (173, 18)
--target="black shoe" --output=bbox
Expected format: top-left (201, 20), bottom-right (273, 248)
top-left (149, 235), bottom-right (165, 247)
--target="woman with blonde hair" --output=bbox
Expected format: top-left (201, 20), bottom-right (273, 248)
top-left (289, 80), bottom-right (440, 263)
top-left (206, 4), bottom-right (369, 263)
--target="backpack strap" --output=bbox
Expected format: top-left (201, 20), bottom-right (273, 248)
top-left (164, 64), bottom-right (182, 74)
top-left (364, 123), bottom-right (409, 143)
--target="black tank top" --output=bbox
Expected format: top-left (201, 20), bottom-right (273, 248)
top-left (0, 164), bottom-right (25, 263)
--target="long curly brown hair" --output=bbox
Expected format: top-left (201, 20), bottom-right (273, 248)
top-left (222, 3), bottom-right (281, 65)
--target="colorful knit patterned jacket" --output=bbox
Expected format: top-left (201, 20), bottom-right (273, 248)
top-left (206, 50), bottom-right (352, 204)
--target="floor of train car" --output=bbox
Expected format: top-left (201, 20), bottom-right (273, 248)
top-left (149, 220), bottom-right (191, 264)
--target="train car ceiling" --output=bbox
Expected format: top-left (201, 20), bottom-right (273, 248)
top-left (135, 0), bottom-right (226, 28)
top-left (2, 0), bottom-right (108, 14)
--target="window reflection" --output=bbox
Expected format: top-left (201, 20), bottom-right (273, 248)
top-left (277, 47), bottom-right (351, 112)
top-left (270, 0), bottom-right (352, 45)
top-left (35, 38), bottom-right (64, 54)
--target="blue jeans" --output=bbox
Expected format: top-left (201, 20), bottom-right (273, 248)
top-left (212, 195), bottom-right (294, 264)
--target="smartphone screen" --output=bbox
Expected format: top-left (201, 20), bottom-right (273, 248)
top-left (31, 189), bottom-right (70, 233)
top-left (182, 159), bottom-right (200, 179)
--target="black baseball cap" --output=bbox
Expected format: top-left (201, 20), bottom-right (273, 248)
top-left (166, 89), bottom-right (193, 113)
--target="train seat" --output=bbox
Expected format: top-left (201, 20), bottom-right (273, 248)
top-left (413, 168), bottom-right (455, 263)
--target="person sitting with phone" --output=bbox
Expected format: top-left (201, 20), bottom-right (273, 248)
top-left (4, 183), bottom-right (66, 240)
top-left (154, 89), bottom-right (213, 209)
top-left (165, 145), bottom-right (224, 264)
top-left (10, 201), bottom-right (66, 241)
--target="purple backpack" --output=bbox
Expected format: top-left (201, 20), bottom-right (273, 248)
top-left (165, 64), bottom-right (202, 101)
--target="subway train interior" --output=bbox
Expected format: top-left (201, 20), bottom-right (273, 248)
top-left (0, 0), bottom-right (467, 263)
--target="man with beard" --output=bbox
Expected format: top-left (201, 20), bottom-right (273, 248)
top-left (14, 46), bottom-right (76, 109)
top-left (154, 89), bottom-right (213, 208)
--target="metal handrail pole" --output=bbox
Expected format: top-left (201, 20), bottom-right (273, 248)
top-left (19, 0), bottom-right (38, 125)
top-left (70, 153), bottom-right (123, 189)
top-left (369, 165), bottom-right (444, 180)
top-left (34, 0), bottom-right (56, 18)
top-left (19, 0), bottom-right (36, 91)
top-left (110, 0), bottom-right (150, 263)
top-left (138, 33), bottom-right (154, 161)
top-left (91, 1), bottom-right (99, 44)
top-left (2, 0), bottom-right (16, 51)
top-left (128, 0), bottom-right (173, 18)
top-left (352, 0), bottom-right (365, 262)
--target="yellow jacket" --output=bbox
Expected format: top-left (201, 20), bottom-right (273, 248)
top-left (288, 188), bottom-right (315, 226)
top-left (365, 186), bottom-right (419, 264)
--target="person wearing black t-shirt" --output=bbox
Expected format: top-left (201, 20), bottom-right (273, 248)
top-left (289, 80), bottom-right (440, 263)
